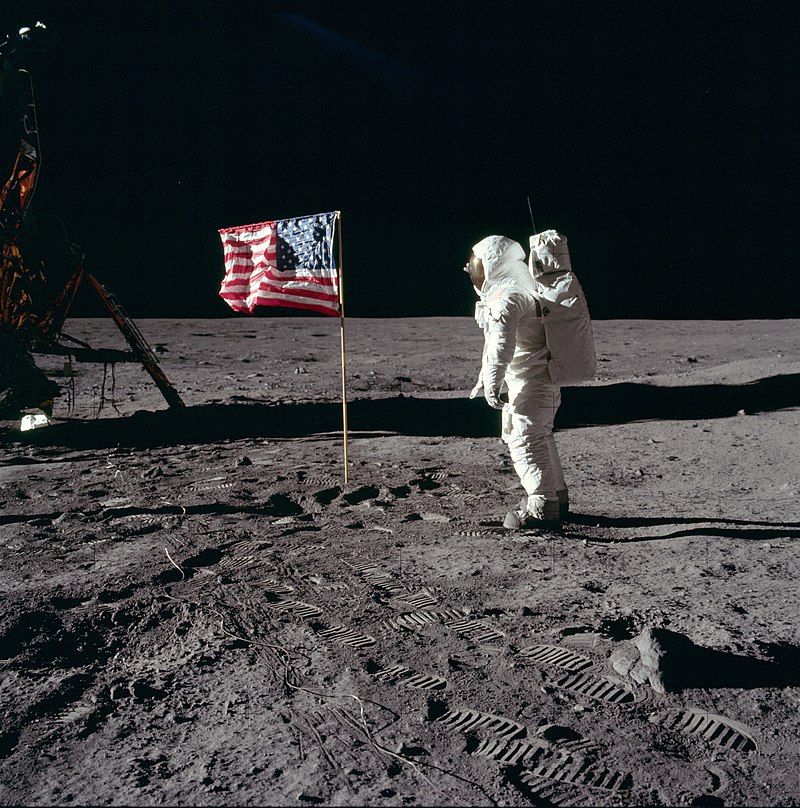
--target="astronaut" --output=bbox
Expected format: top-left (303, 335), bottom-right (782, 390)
top-left (465, 235), bottom-right (568, 529)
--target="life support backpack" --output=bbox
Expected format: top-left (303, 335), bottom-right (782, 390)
top-left (529, 230), bottom-right (596, 385)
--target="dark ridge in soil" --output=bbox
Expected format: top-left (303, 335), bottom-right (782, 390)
top-left (6, 373), bottom-right (800, 449)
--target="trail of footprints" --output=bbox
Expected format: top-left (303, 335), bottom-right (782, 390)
top-left (521, 761), bottom-right (633, 797)
top-left (265, 599), bottom-right (322, 619)
top-left (314, 625), bottom-right (376, 650)
top-left (472, 735), bottom-right (602, 766)
top-left (255, 578), bottom-right (295, 596)
top-left (649, 708), bottom-right (757, 752)
top-left (519, 644), bottom-right (636, 704)
top-left (280, 551), bottom-right (640, 799)
top-left (373, 665), bottom-right (446, 691)
top-left (197, 540), bottom-right (759, 803)
top-left (438, 706), bottom-right (632, 800)
top-left (187, 476), bottom-right (238, 493)
top-left (519, 644), bottom-right (594, 672)
top-left (435, 708), bottom-right (526, 741)
top-left (383, 609), bottom-right (465, 632)
top-left (472, 736), bottom-right (549, 766)
top-left (445, 616), bottom-right (505, 644)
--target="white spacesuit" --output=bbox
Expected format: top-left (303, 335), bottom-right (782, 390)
top-left (468, 235), bottom-right (567, 528)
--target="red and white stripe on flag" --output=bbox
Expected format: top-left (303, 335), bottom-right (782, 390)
top-left (218, 216), bottom-right (340, 316)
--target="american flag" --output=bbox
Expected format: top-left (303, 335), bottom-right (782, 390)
top-left (219, 211), bottom-right (339, 316)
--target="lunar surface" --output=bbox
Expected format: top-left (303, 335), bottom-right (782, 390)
top-left (1, 317), bottom-right (799, 806)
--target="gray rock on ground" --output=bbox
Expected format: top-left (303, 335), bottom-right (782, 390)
top-left (609, 626), bottom-right (696, 693)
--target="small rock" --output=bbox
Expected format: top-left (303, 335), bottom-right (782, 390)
top-left (357, 501), bottom-right (385, 512)
top-left (142, 464), bottom-right (164, 480)
top-left (294, 366), bottom-right (308, 374)
top-left (236, 456), bottom-right (252, 467)
top-left (101, 496), bottom-right (131, 509)
top-left (686, 356), bottom-right (698, 363)
top-left (736, 409), bottom-right (747, 416)
top-left (419, 512), bottom-right (451, 523)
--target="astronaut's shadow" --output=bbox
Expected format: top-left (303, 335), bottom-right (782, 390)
top-left (566, 512), bottom-right (800, 542)
top-left (556, 372), bottom-right (800, 428)
top-left (6, 372), bottom-right (800, 450)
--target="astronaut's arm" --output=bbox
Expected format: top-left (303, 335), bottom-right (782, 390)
top-left (483, 296), bottom-right (522, 398)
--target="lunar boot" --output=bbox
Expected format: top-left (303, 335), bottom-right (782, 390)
top-left (504, 496), bottom-right (561, 531)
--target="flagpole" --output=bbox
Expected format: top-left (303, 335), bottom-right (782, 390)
top-left (336, 210), bottom-right (350, 485)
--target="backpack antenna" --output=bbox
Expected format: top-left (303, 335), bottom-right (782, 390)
top-left (526, 196), bottom-right (537, 233)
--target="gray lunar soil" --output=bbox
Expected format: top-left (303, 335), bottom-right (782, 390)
top-left (1, 317), bottom-right (799, 807)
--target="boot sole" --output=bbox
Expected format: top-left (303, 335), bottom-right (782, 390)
top-left (503, 510), bottom-right (561, 532)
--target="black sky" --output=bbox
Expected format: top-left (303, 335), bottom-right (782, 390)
top-left (3, 0), bottom-right (798, 319)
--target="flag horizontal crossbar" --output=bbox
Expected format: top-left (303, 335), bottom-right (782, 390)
top-left (218, 212), bottom-right (337, 234)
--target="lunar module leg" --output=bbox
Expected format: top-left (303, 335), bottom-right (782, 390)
top-left (85, 273), bottom-right (185, 410)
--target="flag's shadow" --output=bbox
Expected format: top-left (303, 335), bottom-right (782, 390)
top-left (6, 373), bottom-right (800, 450)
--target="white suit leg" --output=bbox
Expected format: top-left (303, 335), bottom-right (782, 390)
top-left (505, 373), bottom-right (562, 517)
top-left (545, 434), bottom-right (566, 490)
top-left (501, 405), bottom-right (513, 444)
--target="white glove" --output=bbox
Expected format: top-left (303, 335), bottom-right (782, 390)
top-left (469, 369), bottom-right (484, 400)
top-left (484, 388), bottom-right (504, 410)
